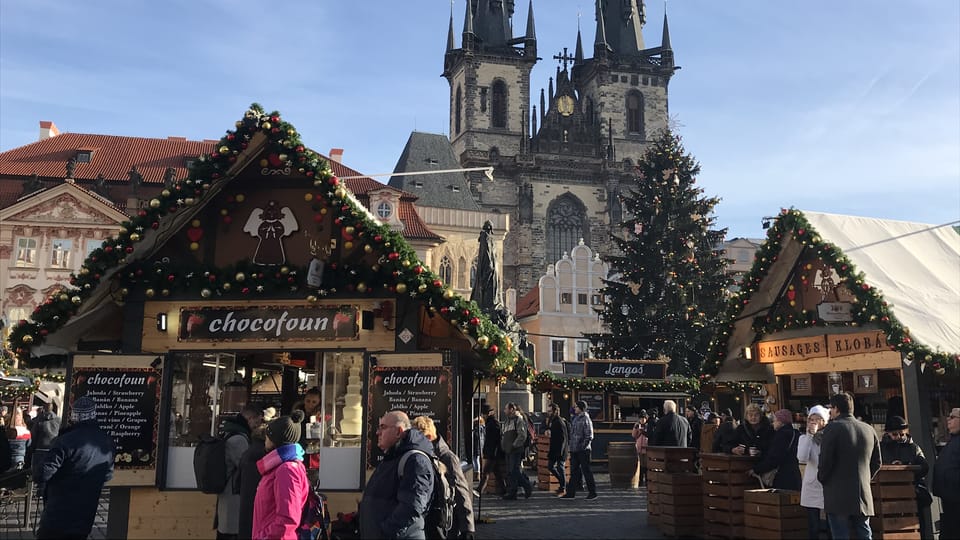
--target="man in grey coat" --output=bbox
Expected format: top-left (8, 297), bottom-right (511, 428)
top-left (818, 391), bottom-right (881, 539)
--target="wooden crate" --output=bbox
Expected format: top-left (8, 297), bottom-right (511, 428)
top-left (535, 438), bottom-right (571, 491)
top-left (743, 489), bottom-right (805, 539)
top-left (870, 466), bottom-right (921, 539)
top-left (646, 446), bottom-right (698, 473)
top-left (654, 471), bottom-right (703, 537)
top-left (700, 453), bottom-right (759, 539)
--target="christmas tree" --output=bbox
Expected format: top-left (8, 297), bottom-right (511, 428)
top-left (589, 129), bottom-right (731, 376)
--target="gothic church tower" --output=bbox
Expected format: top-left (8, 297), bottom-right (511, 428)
top-left (442, 0), bottom-right (677, 294)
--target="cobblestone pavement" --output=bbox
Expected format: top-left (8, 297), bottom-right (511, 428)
top-left (473, 472), bottom-right (664, 539)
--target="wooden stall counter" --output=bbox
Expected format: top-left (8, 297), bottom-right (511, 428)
top-left (743, 489), bottom-right (805, 540)
top-left (700, 453), bottom-right (759, 539)
top-left (871, 465), bottom-right (921, 540)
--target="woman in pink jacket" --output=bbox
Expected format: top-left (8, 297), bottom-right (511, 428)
top-left (252, 410), bottom-right (310, 540)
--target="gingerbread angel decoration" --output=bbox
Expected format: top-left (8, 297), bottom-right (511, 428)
top-left (242, 200), bottom-right (299, 265)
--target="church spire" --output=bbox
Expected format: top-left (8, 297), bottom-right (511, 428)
top-left (524, 0), bottom-right (536, 56)
top-left (661, 9), bottom-right (671, 50)
top-left (462, 0), bottom-right (476, 51)
top-left (574, 27), bottom-right (584, 64)
top-left (594, 0), bottom-right (610, 60)
top-left (447, 1), bottom-right (456, 52)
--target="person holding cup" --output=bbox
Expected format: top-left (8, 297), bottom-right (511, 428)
top-left (751, 408), bottom-right (802, 490)
top-left (731, 403), bottom-right (774, 458)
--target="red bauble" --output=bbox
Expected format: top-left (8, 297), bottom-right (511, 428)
top-left (374, 235), bottom-right (383, 243)
top-left (329, 176), bottom-right (339, 186)
top-left (414, 266), bottom-right (424, 274)
top-left (125, 246), bottom-right (134, 253)
top-left (489, 345), bottom-right (499, 354)
top-left (152, 222), bottom-right (160, 229)
top-left (388, 252), bottom-right (400, 261)
top-left (226, 133), bottom-right (235, 141)
top-left (313, 214), bottom-right (324, 223)
top-left (433, 279), bottom-right (443, 288)
top-left (223, 216), bottom-right (232, 224)
top-left (167, 275), bottom-right (175, 282)
top-left (241, 287), bottom-right (250, 294)
top-left (440, 307), bottom-right (450, 314)
top-left (470, 317), bottom-right (480, 325)
top-left (462, 309), bottom-right (471, 317)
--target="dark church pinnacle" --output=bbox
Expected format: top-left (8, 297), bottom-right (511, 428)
top-left (661, 10), bottom-right (672, 50)
top-left (525, 0), bottom-right (536, 41)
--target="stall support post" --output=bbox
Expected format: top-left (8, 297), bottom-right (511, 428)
top-left (901, 353), bottom-right (936, 537)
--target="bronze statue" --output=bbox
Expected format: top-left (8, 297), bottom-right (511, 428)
top-left (65, 157), bottom-right (76, 179)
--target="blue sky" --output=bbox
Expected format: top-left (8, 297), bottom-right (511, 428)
top-left (1, 1), bottom-right (957, 239)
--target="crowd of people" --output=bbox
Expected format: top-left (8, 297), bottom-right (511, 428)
top-left (628, 393), bottom-right (960, 539)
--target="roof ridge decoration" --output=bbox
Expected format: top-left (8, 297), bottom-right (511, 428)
top-left (700, 207), bottom-right (959, 381)
top-left (5, 103), bottom-right (534, 388)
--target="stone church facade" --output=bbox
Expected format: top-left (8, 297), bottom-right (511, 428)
top-left (436, 0), bottom-right (676, 294)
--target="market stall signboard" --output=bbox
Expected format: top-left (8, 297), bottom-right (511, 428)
top-left (828, 331), bottom-right (889, 358)
top-left (584, 359), bottom-right (667, 380)
top-left (366, 365), bottom-right (452, 469)
top-left (71, 354), bottom-right (162, 486)
top-left (757, 335), bottom-right (826, 363)
top-left (178, 305), bottom-right (358, 341)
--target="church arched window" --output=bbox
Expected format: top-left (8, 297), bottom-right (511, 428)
top-left (546, 194), bottom-right (589, 264)
top-left (585, 97), bottom-right (595, 125)
top-left (470, 257), bottom-right (478, 289)
top-left (455, 85), bottom-right (463, 135)
top-left (626, 91), bottom-right (644, 135)
top-left (439, 256), bottom-right (453, 285)
top-left (491, 80), bottom-right (507, 128)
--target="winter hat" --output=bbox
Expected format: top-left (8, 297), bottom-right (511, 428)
top-left (266, 409), bottom-right (304, 445)
top-left (576, 400), bottom-right (589, 412)
top-left (807, 405), bottom-right (830, 423)
top-left (639, 410), bottom-right (649, 418)
top-left (774, 409), bottom-right (793, 425)
top-left (885, 416), bottom-right (908, 432)
top-left (722, 408), bottom-right (734, 419)
top-left (71, 396), bottom-right (97, 422)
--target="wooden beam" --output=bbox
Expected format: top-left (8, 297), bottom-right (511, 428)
top-left (771, 350), bottom-right (900, 375)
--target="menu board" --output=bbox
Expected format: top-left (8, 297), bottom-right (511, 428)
top-left (366, 365), bottom-right (452, 469)
top-left (71, 355), bottom-right (162, 486)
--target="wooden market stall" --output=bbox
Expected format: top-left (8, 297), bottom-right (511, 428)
top-left (6, 105), bottom-right (532, 539)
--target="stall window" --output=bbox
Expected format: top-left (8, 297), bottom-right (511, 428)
top-left (576, 340), bottom-right (591, 362)
top-left (165, 352), bottom-right (243, 489)
top-left (309, 351), bottom-right (365, 490)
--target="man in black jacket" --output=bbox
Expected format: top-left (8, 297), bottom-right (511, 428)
top-left (649, 400), bottom-right (691, 447)
top-left (479, 406), bottom-right (505, 495)
top-left (35, 396), bottom-right (115, 539)
top-left (933, 407), bottom-right (960, 540)
top-left (713, 409), bottom-right (739, 453)
top-left (685, 405), bottom-right (703, 451)
top-left (545, 403), bottom-right (569, 495)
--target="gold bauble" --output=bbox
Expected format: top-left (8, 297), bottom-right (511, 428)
top-left (443, 289), bottom-right (455, 300)
top-left (356, 282), bottom-right (367, 293)
top-left (80, 267), bottom-right (90, 275)
top-left (145, 289), bottom-right (155, 298)
top-left (219, 145), bottom-right (230, 154)
top-left (345, 226), bottom-right (355, 235)
top-left (161, 189), bottom-right (171, 197)
top-left (418, 284), bottom-right (428, 293)
top-left (222, 282), bottom-right (232, 291)
top-left (304, 193), bottom-right (313, 201)
top-left (71, 296), bottom-right (82, 305)
top-left (395, 283), bottom-right (408, 294)
top-left (191, 219), bottom-right (201, 228)
top-left (129, 233), bottom-right (141, 242)
top-left (149, 199), bottom-right (161, 209)
top-left (236, 272), bottom-right (246, 282)
top-left (401, 260), bottom-right (411, 268)
top-left (161, 289), bottom-right (170, 296)
top-left (306, 295), bottom-right (318, 303)
top-left (260, 158), bottom-right (269, 167)
top-left (235, 194), bottom-right (245, 203)
top-left (335, 187), bottom-right (346, 198)
top-left (364, 245), bottom-right (373, 253)
top-left (189, 242), bottom-right (200, 251)
top-left (22, 335), bottom-right (34, 344)
top-left (184, 197), bottom-right (196, 206)
top-left (344, 241), bottom-right (354, 250)
top-left (477, 336), bottom-right (490, 348)
top-left (201, 288), bottom-right (212, 298)
top-left (120, 288), bottom-right (129, 297)
top-left (280, 266), bottom-right (290, 275)
top-left (59, 294), bottom-right (69, 301)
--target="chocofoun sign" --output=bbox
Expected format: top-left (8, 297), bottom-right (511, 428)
top-left (584, 359), bottom-right (667, 380)
top-left (178, 305), bottom-right (358, 341)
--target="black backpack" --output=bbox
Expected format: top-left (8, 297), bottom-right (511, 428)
top-left (193, 432), bottom-right (248, 494)
top-left (398, 449), bottom-right (455, 540)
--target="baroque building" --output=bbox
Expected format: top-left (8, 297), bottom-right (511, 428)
top-left (437, 0), bottom-right (677, 294)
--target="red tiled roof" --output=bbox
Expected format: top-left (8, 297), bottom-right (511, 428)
top-left (0, 133), bottom-right (214, 183)
top-left (515, 286), bottom-right (541, 318)
top-left (0, 132), bottom-right (440, 240)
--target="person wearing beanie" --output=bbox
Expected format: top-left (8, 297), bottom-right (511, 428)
top-left (798, 405), bottom-right (830, 539)
top-left (35, 395), bottom-right (115, 539)
top-left (751, 408), bottom-right (801, 491)
top-left (562, 400), bottom-right (597, 499)
top-left (252, 410), bottom-right (309, 540)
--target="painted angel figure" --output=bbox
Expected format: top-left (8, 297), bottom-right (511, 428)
top-left (242, 200), bottom-right (299, 265)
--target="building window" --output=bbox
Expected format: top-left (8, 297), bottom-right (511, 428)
top-left (585, 98), bottom-right (595, 125)
top-left (75, 151), bottom-right (92, 163)
top-left (591, 294), bottom-right (602, 305)
top-left (455, 85), bottom-right (462, 135)
top-left (560, 292), bottom-right (572, 305)
top-left (470, 258), bottom-right (477, 288)
top-left (15, 238), bottom-right (38, 267)
top-left (551, 340), bottom-right (565, 363)
top-left (85, 239), bottom-right (102, 258)
top-left (491, 80), bottom-right (507, 129)
top-left (376, 201), bottom-right (392, 219)
top-left (4, 307), bottom-right (29, 339)
top-left (480, 87), bottom-right (488, 112)
top-left (737, 249), bottom-right (753, 263)
top-left (185, 157), bottom-right (197, 169)
top-left (546, 193), bottom-right (589, 264)
top-left (439, 256), bottom-right (453, 285)
top-left (50, 239), bottom-right (73, 268)
top-left (627, 91), bottom-right (644, 135)
top-left (457, 257), bottom-right (467, 289)
top-left (578, 293), bottom-right (588, 305)
top-left (576, 340), bottom-right (591, 362)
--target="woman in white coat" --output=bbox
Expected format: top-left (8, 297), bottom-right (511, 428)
top-left (797, 405), bottom-right (829, 540)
